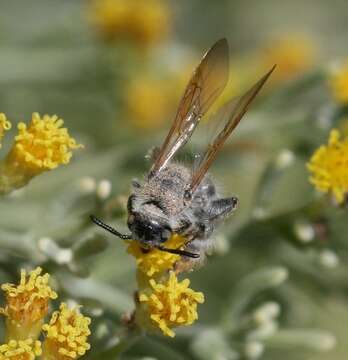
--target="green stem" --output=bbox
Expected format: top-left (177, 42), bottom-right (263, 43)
top-left (0, 158), bottom-right (31, 195)
top-left (90, 328), bottom-right (142, 359)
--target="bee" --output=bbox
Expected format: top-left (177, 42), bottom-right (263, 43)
top-left (91, 39), bottom-right (275, 267)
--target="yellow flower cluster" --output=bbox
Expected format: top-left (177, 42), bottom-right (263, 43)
top-left (0, 113), bottom-right (11, 148)
top-left (0, 267), bottom-right (57, 340)
top-left (8, 113), bottom-right (82, 175)
top-left (260, 36), bottom-right (315, 83)
top-left (329, 60), bottom-right (348, 103)
top-left (90, 0), bottom-right (171, 47)
top-left (139, 272), bottom-right (204, 337)
top-left (307, 129), bottom-right (348, 204)
top-left (0, 339), bottom-right (42, 360)
top-left (126, 233), bottom-right (204, 337)
top-left (0, 268), bottom-right (91, 360)
top-left (126, 234), bottom-right (186, 277)
top-left (42, 303), bottom-right (91, 360)
top-left (0, 112), bottom-right (82, 195)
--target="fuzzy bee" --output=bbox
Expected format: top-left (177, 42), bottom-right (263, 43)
top-left (91, 39), bottom-right (275, 268)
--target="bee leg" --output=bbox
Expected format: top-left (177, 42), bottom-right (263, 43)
top-left (175, 239), bottom-right (208, 273)
top-left (209, 197), bottom-right (238, 220)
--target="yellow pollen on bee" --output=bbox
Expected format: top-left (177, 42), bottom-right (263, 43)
top-left (126, 234), bottom-right (187, 277)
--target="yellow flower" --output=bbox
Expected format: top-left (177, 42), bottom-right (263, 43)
top-left (137, 271), bottom-right (204, 337)
top-left (0, 339), bottom-right (42, 360)
top-left (0, 267), bottom-right (57, 341)
top-left (0, 113), bottom-right (11, 148)
top-left (9, 113), bottom-right (82, 174)
top-left (41, 303), bottom-right (91, 360)
top-left (260, 35), bottom-right (315, 84)
top-left (307, 129), bottom-right (348, 204)
top-left (125, 75), bottom-right (174, 130)
top-left (90, 0), bottom-right (170, 47)
top-left (330, 60), bottom-right (348, 104)
top-left (0, 113), bottom-right (83, 195)
top-left (126, 234), bottom-right (187, 277)
top-left (124, 60), bottom-right (197, 130)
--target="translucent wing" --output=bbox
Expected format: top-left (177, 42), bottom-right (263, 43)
top-left (186, 65), bottom-right (276, 196)
top-left (149, 38), bottom-right (229, 177)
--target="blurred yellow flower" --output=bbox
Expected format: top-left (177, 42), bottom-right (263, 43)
top-left (91, 0), bottom-right (171, 47)
top-left (0, 339), bottom-right (42, 360)
top-left (0, 113), bottom-right (83, 195)
top-left (0, 267), bottom-right (57, 341)
top-left (0, 113), bottom-right (11, 148)
top-left (126, 234), bottom-right (187, 277)
top-left (137, 271), bottom-right (204, 337)
top-left (329, 60), bottom-right (348, 103)
top-left (42, 303), bottom-right (91, 360)
top-left (125, 75), bottom-right (174, 130)
top-left (307, 129), bottom-right (348, 204)
top-left (260, 36), bottom-right (315, 84)
top-left (124, 59), bottom-right (198, 130)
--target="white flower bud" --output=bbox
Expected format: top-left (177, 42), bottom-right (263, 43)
top-left (78, 176), bottom-right (96, 193)
top-left (319, 249), bottom-right (340, 268)
top-left (245, 341), bottom-right (264, 359)
top-left (254, 302), bottom-right (281, 324)
top-left (97, 179), bottom-right (112, 199)
top-left (275, 149), bottom-right (295, 169)
top-left (294, 221), bottom-right (315, 243)
top-left (248, 321), bottom-right (278, 340)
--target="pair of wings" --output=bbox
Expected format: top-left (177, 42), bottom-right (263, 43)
top-left (149, 38), bottom-right (275, 196)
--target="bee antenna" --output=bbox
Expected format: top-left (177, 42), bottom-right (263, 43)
top-left (156, 245), bottom-right (200, 259)
top-left (90, 215), bottom-right (132, 240)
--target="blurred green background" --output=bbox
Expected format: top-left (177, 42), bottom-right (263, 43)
top-left (1, 0), bottom-right (348, 359)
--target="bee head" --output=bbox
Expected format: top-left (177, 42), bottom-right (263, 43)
top-left (128, 212), bottom-right (172, 245)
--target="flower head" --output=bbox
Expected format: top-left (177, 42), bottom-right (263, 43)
top-left (42, 303), bottom-right (91, 360)
top-left (91, 0), bottom-right (170, 47)
top-left (0, 339), bottom-right (42, 360)
top-left (0, 267), bottom-right (57, 340)
top-left (7, 113), bottom-right (82, 176)
top-left (260, 36), bottom-right (315, 83)
top-left (137, 271), bottom-right (204, 337)
top-left (0, 113), bottom-right (11, 148)
top-left (125, 75), bottom-right (173, 130)
top-left (330, 60), bottom-right (348, 103)
top-left (307, 129), bottom-right (348, 204)
top-left (0, 113), bottom-right (83, 195)
top-left (126, 234), bottom-right (187, 277)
